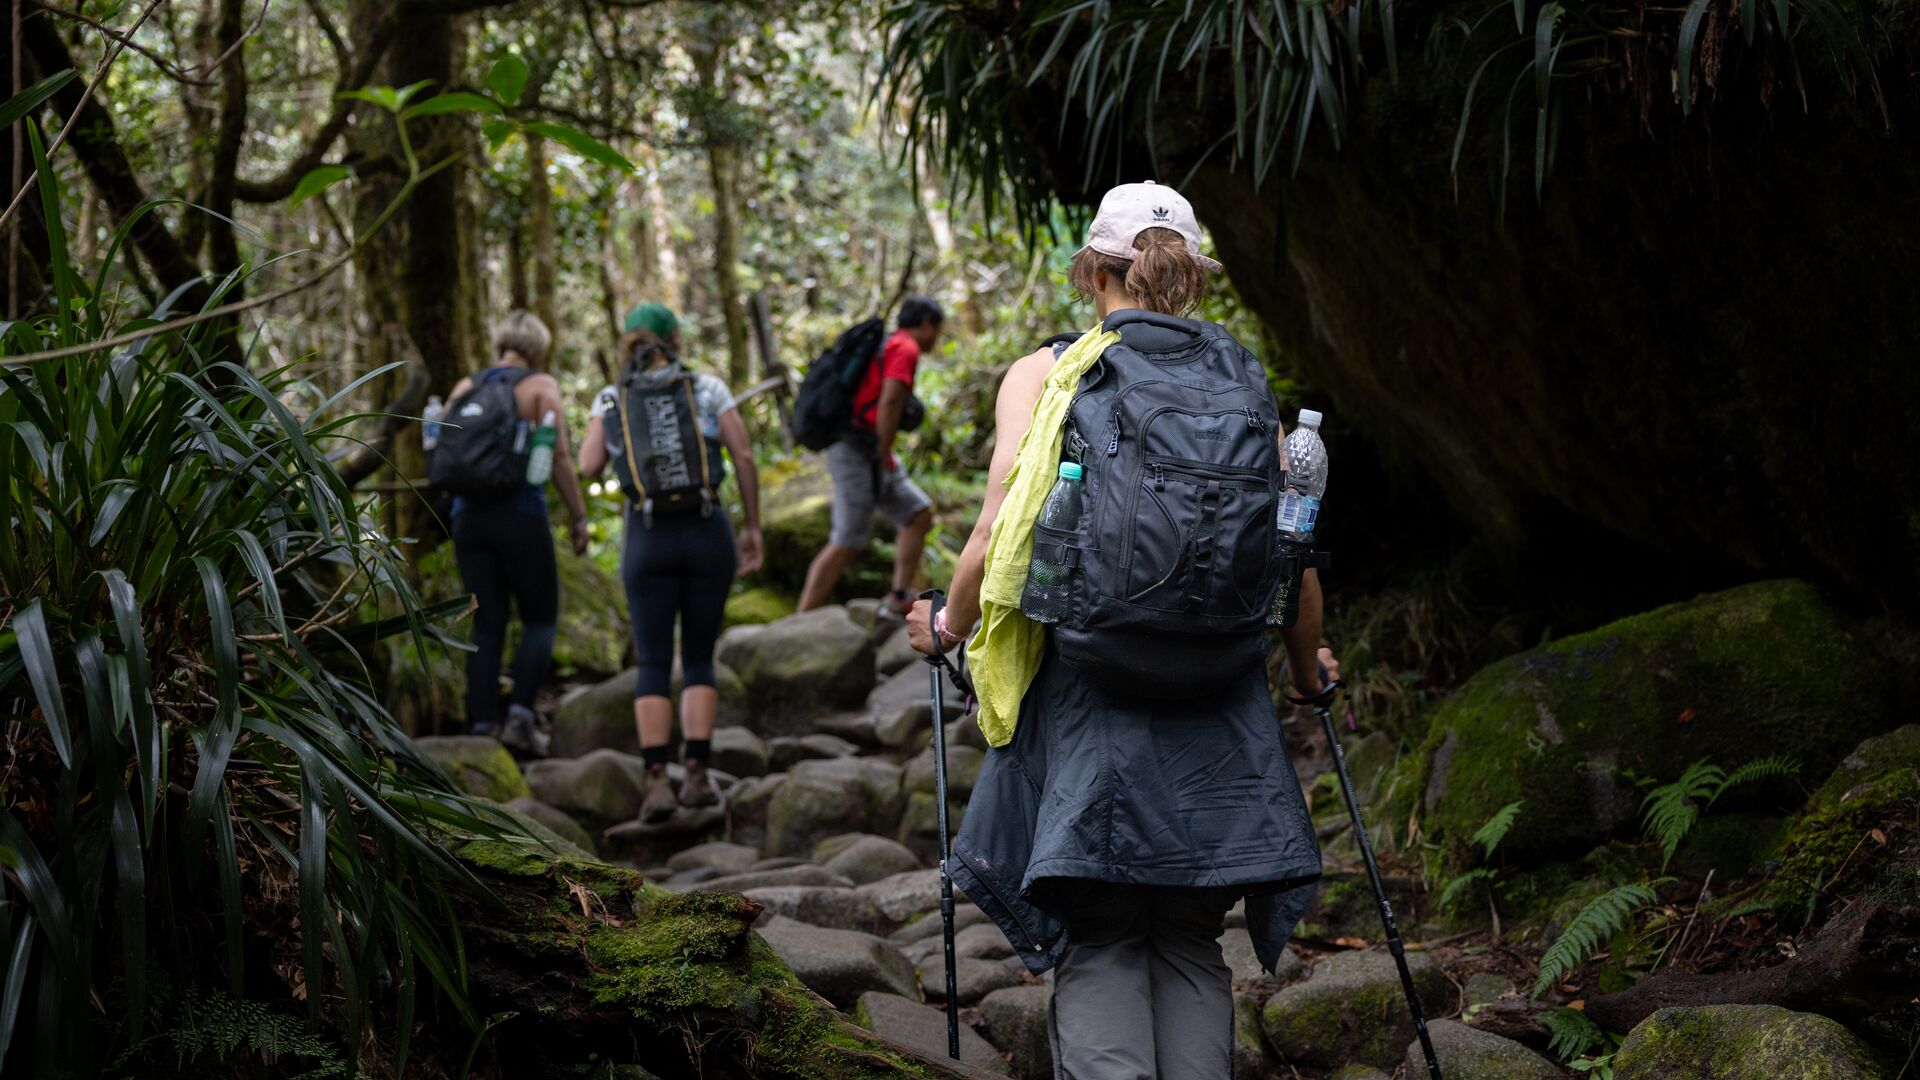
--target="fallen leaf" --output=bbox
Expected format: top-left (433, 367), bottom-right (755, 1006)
top-left (1334, 936), bottom-right (1370, 949)
top-left (1568, 999), bottom-right (1586, 1011)
top-left (1869, 828), bottom-right (1889, 846)
top-left (1675, 707), bottom-right (1697, 725)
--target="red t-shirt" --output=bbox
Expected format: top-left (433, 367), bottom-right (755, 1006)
top-left (852, 329), bottom-right (920, 432)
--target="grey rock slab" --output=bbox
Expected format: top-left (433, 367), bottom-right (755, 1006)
top-left (869, 664), bottom-right (967, 750)
top-left (1219, 926), bottom-right (1303, 984)
top-left (742, 885), bottom-right (883, 932)
top-left (891, 903), bottom-right (989, 944)
top-left (692, 864), bottom-right (853, 893)
top-left (903, 744), bottom-right (986, 799)
top-left (726, 771), bottom-right (785, 849)
top-left (815, 711), bottom-right (884, 749)
top-left (664, 840), bottom-right (761, 875)
top-left (954, 922), bottom-right (1015, 961)
top-left (1465, 972), bottom-right (1518, 1007)
top-left (767, 732), bottom-right (860, 772)
top-left (523, 748), bottom-right (649, 823)
top-left (821, 834), bottom-right (923, 885)
top-left (919, 953), bottom-right (1026, 1006)
top-left (755, 921), bottom-right (918, 1008)
top-left (875, 624), bottom-right (921, 677)
top-left (978, 985), bottom-right (1053, 1080)
top-left (749, 856), bottom-right (809, 871)
top-left (709, 726), bottom-right (769, 779)
top-left (856, 868), bottom-right (966, 925)
top-left (500, 795), bottom-right (596, 855)
top-left (1410, 1019), bottom-right (1566, 1080)
top-left (663, 867), bottom-right (724, 890)
top-left (854, 991), bottom-right (1008, 1075)
top-left (598, 801), bottom-right (727, 865)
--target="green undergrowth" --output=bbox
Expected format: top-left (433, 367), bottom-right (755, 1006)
top-left (1768, 767), bottom-right (1920, 924)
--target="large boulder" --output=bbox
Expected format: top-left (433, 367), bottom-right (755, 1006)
top-left (743, 886), bottom-right (884, 932)
top-left (723, 586), bottom-right (796, 628)
top-left (1260, 950), bottom-right (1453, 1069)
top-left (765, 757), bottom-right (906, 857)
top-left (1409, 1019), bottom-right (1565, 1080)
top-left (898, 791), bottom-right (968, 864)
top-left (1613, 1005), bottom-right (1885, 1079)
top-left (1233, 992), bottom-right (1278, 1080)
top-left (854, 992), bottom-right (1009, 1075)
top-left (415, 735), bottom-right (530, 802)
top-left (978, 986), bottom-right (1052, 1080)
top-left (709, 726), bottom-right (769, 779)
top-left (755, 455), bottom-right (892, 599)
top-left (756, 920), bottom-right (920, 1008)
top-left (548, 546), bottom-right (631, 676)
top-left (1406, 581), bottom-right (1900, 863)
top-left (666, 841), bottom-right (761, 876)
top-left (501, 796), bottom-right (597, 855)
top-left (904, 744), bottom-right (986, 799)
top-left (919, 953), bottom-right (1025, 1006)
top-left (869, 664), bottom-right (968, 750)
top-left (818, 834), bottom-right (923, 885)
top-left (727, 772), bottom-right (786, 849)
top-left (1767, 727), bottom-right (1920, 917)
top-left (717, 607), bottom-right (876, 736)
top-left (523, 748), bottom-right (649, 824)
top-left (548, 663), bottom-right (748, 759)
top-left (693, 865), bottom-right (854, 893)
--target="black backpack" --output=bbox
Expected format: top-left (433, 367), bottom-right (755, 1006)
top-left (1033, 311), bottom-right (1285, 699)
top-left (791, 319), bottom-right (926, 450)
top-left (791, 318), bottom-right (886, 450)
top-left (428, 367), bottom-right (533, 501)
top-left (605, 360), bottom-right (727, 524)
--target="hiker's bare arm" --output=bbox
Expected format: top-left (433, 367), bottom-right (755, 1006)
top-left (717, 409), bottom-right (763, 575)
top-left (874, 377), bottom-right (910, 470)
top-left (526, 375), bottom-right (589, 554)
top-left (1271, 422), bottom-right (1338, 695)
top-left (578, 414), bottom-right (608, 477)
top-left (449, 376), bottom-right (473, 401)
top-left (910, 348), bottom-right (1053, 654)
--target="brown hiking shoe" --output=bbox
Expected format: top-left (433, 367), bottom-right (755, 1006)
top-left (639, 767), bottom-right (678, 824)
top-left (679, 759), bottom-right (719, 808)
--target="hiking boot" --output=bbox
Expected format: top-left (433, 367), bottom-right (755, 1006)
top-left (679, 759), bottom-right (719, 808)
top-left (498, 704), bottom-right (550, 757)
top-left (880, 589), bottom-right (913, 618)
top-left (639, 767), bottom-right (678, 824)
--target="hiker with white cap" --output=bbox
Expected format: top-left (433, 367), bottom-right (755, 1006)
top-left (908, 180), bottom-right (1335, 1077)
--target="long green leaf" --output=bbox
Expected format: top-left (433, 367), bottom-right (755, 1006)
top-left (12, 601), bottom-right (73, 765)
top-left (1677, 0), bottom-right (1712, 117)
top-left (523, 121), bottom-right (634, 173)
top-left (485, 55), bottom-right (529, 107)
top-left (102, 570), bottom-right (160, 825)
top-left (0, 69), bottom-right (76, 130)
top-left (183, 556), bottom-right (242, 875)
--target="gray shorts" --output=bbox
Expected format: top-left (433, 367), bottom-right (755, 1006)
top-left (826, 439), bottom-right (931, 549)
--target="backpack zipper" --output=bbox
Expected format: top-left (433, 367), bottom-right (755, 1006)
top-left (1106, 407), bottom-right (1122, 456)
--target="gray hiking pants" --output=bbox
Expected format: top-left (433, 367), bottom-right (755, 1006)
top-left (1048, 884), bottom-right (1238, 1079)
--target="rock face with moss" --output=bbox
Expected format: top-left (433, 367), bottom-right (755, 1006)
top-left (549, 545), bottom-right (631, 675)
top-left (1404, 580), bottom-right (1899, 864)
top-left (444, 835), bottom-right (991, 1079)
top-left (758, 456), bottom-right (892, 599)
top-left (718, 607), bottom-right (877, 736)
top-left (1612, 1005), bottom-right (1886, 1079)
top-left (1259, 949), bottom-right (1452, 1068)
top-left (1767, 725), bottom-right (1920, 919)
top-left (414, 735), bottom-right (532, 802)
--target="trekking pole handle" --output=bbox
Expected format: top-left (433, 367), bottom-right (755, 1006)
top-left (1283, 676), bottom-right (1342, 710)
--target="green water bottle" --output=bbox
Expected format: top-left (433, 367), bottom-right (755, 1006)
top-left (526, 410), bottom-right (558, 486)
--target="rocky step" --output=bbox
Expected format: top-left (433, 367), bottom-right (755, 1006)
top-left (854, 992), bottom-right (1009, 1075)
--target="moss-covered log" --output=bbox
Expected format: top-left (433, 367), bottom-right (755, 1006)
top-left (443, 836), bottom-right (995, 1079)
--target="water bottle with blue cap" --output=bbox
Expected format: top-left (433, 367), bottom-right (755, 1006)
top-left (1022, 460), bottom-right (1086, 624)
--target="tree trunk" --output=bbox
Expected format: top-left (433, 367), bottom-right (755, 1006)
top-left (641, 149), bottom-right (681, 313)
top-left (527, 131), bottom-right (559, 350)
top-left (690, 27), bottom-right (751, 385)
top-left (912, 133), bottom-right (980, 341)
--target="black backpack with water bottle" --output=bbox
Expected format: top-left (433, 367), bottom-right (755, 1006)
top-left (1023, 311), bottom-right (1287, 699)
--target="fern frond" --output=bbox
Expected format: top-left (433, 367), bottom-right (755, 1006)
top-left (1543, 1006), bottom-right (1606, 1061)
top-left (1472, 800), bottom-right (1524, 858)
top-left (1532, 882), bottom-right (1664, 997)
top-left (1713, 755), bottom-right (1801, 805)
top-left (1642, 759), bottom-right (1723, 867)
top-left (1438, 867), bottom-right (1499, 914)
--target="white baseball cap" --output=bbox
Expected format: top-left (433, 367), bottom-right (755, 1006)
top-left (1078, 180), bottom-right (1224, 274)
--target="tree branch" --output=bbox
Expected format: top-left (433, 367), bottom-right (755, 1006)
top-left (231, 7), bottom-right (397, 203)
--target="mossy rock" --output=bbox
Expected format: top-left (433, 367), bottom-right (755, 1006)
top-left (500, 795), bottom-right (598, 856)
top-left (548, 543), bottom-right (631, 676)
top-left (725, 585), bottom-right (797, 628)
top-left (1613, 1005), bottom-right (1886, 1079)
top-left (1766, 725), bottom-right (1920, 919)
top-left (414, 735), bottom-right (531, 802)
top-left (1259, 949), bottom-right (1452, 1068)
top-left (1408, 581), bottom-right (1898, 865)
top-left (757, 455), bottom-right (891, 599)
top-left (443, 835), bottom-right (988, 1078)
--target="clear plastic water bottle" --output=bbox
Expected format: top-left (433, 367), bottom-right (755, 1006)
top-left (421, 394), bottom-right (445, 452)
top-left (1022, 461), bottom-right (1085, 624)
top-left (526, 410), bottom-right (558, 486)
top-left (1270, 409), bottom-right (1328, 628)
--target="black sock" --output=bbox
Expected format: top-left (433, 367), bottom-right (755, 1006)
top-left (641, 744), bottom-right (670, 770)
top-left (683, 739), bottom-right (710, 765)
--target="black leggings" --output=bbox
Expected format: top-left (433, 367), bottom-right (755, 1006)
top-left (452, 504), bottom-right (558, 733)
top-left (622, 509), bottom-right (737, 699)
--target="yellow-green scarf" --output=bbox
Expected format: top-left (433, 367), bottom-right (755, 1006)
top-left (966, 326), bottom-right (1119, 747)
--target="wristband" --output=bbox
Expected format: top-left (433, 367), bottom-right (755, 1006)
top-left (933, 610), bottom-right (962, 648)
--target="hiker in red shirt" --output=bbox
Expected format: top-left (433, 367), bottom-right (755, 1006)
top-left (798, 296), bottom-right (943, 614)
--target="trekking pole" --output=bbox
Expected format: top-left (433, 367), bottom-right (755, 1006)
top-left (1289, 679), bottom-right (1444, 1080)
top-left (920, 589), bottom-right (961, 1060)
